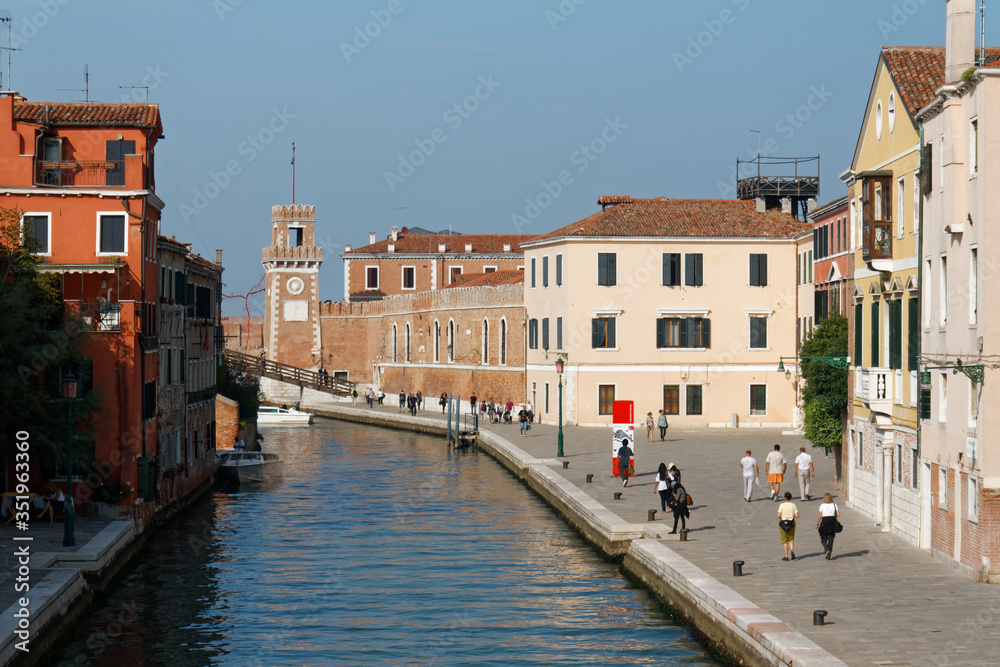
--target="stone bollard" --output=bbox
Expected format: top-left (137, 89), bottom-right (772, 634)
top-left (647, 509), bottom-right (656, 521)
top-left (586, 474), bottom-right (593, 483)
top-left (733, 560), bottom-right (745, 577)
top-left (679, 529), bottom-right (689, 541)
top-left (813, 610), bottom-right (828, 626)
top-left (614, 492), bottom-right (622, 500)
top-left (562, 461), bottom-right (569, 469)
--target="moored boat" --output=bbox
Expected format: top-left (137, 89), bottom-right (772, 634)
top-left (216, 450), bottom-right (283, 485)
top-left (257, 405), bottom-right (313, 425)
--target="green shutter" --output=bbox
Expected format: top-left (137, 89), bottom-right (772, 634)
top-left (855, 303), bottom-right (863, 366)
top-left (702, 318), bottom-right (711, 348)
top-left (920, 388), bottom-right (931, 420)
top-left (890, 300), bottom-right (903, 370)
top-left (591, 318), bottom-right (600, 348)
top-left (907, 297), bottom-right (919, 371)
top-left (871, 301), bottom-right (880, 367)
top-left (607, 318), bottom-right (616, 348)
top-left (679, 318), bottom-right (689, 348)
top-left (656, 318), bottom-right (665, 348)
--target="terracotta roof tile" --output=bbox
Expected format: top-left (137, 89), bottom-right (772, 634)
top-left (14, 101), bottom-right (162, 132)
top-left (346, 233), bottom-right (536, 255)
top-left (881, 46), bottom-right (1000, 117)
top-left (444, 270), bottom-right (524, 288)
top-left (530, 197), bottom-right (810, 242)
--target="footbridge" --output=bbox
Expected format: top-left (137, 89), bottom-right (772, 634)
top-left (223, 349), bottom-right (356, 398)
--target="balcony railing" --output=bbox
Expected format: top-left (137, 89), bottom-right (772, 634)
top-left (857, 367), bottom-right (893, 413)
top-left (35, 159), bottom-right (123, 187)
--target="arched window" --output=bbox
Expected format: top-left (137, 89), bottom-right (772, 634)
top-left (405, 323), bottom-right (411, 363)
top-left (392, 324), bottom-right (397, 362)
top-left (434, 320), bottom-right (441, 363)
top-left (482, 318), bottom-right (489, 364)
top-left (500, 318), bottom-right (507, 366)
top-left (448, 320), bottom-right (455, 362)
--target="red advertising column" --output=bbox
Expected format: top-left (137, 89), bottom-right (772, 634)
top-left (611, 400), bottom-right (634, 475)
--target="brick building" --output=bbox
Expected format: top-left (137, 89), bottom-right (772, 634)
top-left (341, 226), bottom-right (533, 302)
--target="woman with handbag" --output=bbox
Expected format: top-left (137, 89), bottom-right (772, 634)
top-left (777, 491), bottom-right (799, 560)
top-left (816, 493), bottom-right (841, 560)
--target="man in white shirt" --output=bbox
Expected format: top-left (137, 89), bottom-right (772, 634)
top-left (740, 450), bottom-right (759, 502)
top-left (795, 447), bottom-right (816, 501)
top-left (764, 444), bottom-right (787, 501)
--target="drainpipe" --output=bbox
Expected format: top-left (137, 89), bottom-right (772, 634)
top-left (916, 123), bottom-right (925, 508)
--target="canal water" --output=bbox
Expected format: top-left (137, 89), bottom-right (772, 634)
top-left (56, 419), bottom-right (718, 666)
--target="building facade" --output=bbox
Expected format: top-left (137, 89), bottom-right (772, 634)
top-left (522, 195), bottom-right (812, 428)
top-left (810, 196), bottom-right (851, 324)
top-left (3, 93), bottom-right (163, 518)
top-left (915, 0), bottom-right (1000, 580)
top-left (841, 46), bottom-right (931, 544)
top-left (341, 227), bottom-right (533, 302)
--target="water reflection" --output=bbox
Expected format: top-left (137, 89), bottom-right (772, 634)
top-left (57, 420), bottom-right (716, 666)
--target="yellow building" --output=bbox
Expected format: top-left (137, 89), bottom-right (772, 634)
top-left (840, 46), bottom-right (931, 544)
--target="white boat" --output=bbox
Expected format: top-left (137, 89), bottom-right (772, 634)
top-left (257, 405), bottom-right (313, 425)
top-left (216, 449), bottom-right (283, 485)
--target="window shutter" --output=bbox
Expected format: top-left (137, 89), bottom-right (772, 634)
top-left (556, 255), bottom-right (562, 286)
top-left (608, 253), bottom-right (616, 285)
top-left (702, 318), bottom-right (711, 348)
top-left (542, 318), bottom-right (549, 350)
top-left (597, 255), bottom-right (607, 285)
top-left (890, 299), bottom-right (903, 370)
top-left (749, 255), bottom-right (759, 286)
top-left (907, 297), bottom-right (919, 371)
top-left (607, 317), bottom-right (616, 348)
top-left (662, 254), bottom-right (669, 286)
top-left (531, 258), bottom-right (536, 288)
top-left (855, 303), bottom-right (864, 366)
top-left (759, 254), bottom-right (767, 286)
top-left (695, 254), bottom-right (703, 286)
top-left (592, 318), bottom-right (600, 348)
top-left (760, 318), bottom-right (767, 348)
top-left (542, 256), bottom-right (549, 287)
top-left (679, 319), bottom-right (689, 348)
top-left (557, 317), bottom-right (563, 349)
top-left (871, 302), bottom-right (880, 367)
top-left (656, 318), bottom-right (665, 348)
top-left (685, 254), bottom-right (695, 286)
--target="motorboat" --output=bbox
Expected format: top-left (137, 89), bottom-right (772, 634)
top-left (257, 405), bottom-right (313, 425)
top-left (216, 449), bottom-right (283, 485)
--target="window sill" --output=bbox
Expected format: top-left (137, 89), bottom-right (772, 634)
top-left (593, 347), bottom-right (620, 352)
top-left (749, 347), bottom-right (770, 352)
top-left (656, 347), bottom-right (708, 352)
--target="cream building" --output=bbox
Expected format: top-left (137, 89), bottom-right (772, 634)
top-left (522, 195), bottom-right (812, 428)
top-left (840, 44), bottom-right (928, 544)
top-left (914, 0), bottom-right (1000, 580)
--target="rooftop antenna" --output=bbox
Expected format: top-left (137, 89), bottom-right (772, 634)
top-left (749, 129), bottom-right (761, 158)
top-left (58, 64), bottom-right (89, 102)
top-left (119, 85), bottom-right (149, 103)
top-left (291, 142), bottom-right (295, 204)
top-left (980, 0), bottom-right (986, 66)
top-left (0, 11), bottom-right (14, 91)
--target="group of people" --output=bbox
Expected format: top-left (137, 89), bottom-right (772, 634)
top-left (616, 440), bottom-right (690, 534)
top-left (741, 445), bottom-right (842, 560)
top-left (469, 395), bottom-right (529, 427)
top-left (398, 390), bottom-right (423, 416)
top-left (364, 387), bottom-right (386, 408)
top-left (644, 410), bottom-right (669, 441)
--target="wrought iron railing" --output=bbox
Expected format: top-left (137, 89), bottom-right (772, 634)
top-left (35, 159), bottom-right (123, 187)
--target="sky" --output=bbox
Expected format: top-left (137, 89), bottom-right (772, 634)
top-left (5, 0), bottom-right (955, 314)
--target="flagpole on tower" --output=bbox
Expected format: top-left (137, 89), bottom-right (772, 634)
top-left (291, 142), bottom-right (296, 204)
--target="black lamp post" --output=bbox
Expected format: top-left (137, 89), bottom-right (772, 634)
top-left (555, 357), bottom-right (564, 457)
top-left (62, 372), bottom-right (77, 547)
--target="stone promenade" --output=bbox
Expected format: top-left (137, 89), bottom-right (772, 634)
top-left (311, 395), bottom-right (1000, 666)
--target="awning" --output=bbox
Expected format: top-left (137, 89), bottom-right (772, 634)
top-left (36, 263), bottom-right (121, 274)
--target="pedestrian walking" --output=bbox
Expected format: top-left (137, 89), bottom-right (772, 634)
top-left (646, 412), bottom-right (655, 442)
top-left (470, 394), bottom-right (478, 413)
top-left (816, 493), bottom-right (841, 559)
top-left (408, 394), bottom-right (417, 416)
top-left (795, 447), bottom-right (816, 501)
top-left (668, 463), bottom-right (681, 489)
top-left (417, 391), bottom-right (423, 410)
top-left (518, 406), bottom-right (529, 437)
top-left (366, 388), bottom-right (375, 408)
top-left (525, 400), bottom-right (534, 425)
top-left (765, 444), bottom-right (787, 501)
top-left (740, 450), bottom-right (759, 502)
top-left (378, 389), bottom-right (385, 405)
top-left (440, 392), bottom-right (448, 414)
top-left (399, 389), bottom-right (406, 413)
top-left (618, 438), bottom-right (633, 487)
top-left (778, 491), bottom-right (799, 560)
top-left (669, 483), bottom-right (690, 534)
top-left (351, 388), bottom-right (358, 405)
top-left (657, 410), bottom-right (668, 441)
top-left (654, 462), bottom-right (671, 512)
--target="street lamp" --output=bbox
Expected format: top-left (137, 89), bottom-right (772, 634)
top-left (62, 371), bottom-right (77, 547)
top-left (555, 357), bottom-right (565, 457)
top-left (777, 355), bottom-right (849, 372)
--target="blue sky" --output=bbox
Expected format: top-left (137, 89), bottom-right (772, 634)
top-left (7, 0), bottom-right (951, 314)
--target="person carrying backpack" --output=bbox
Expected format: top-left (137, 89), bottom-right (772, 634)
top-left (669, 484), bottom-right (690, 534)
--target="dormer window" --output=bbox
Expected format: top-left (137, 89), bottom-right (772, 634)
top-left (38, 135), bottom-right (63, 185)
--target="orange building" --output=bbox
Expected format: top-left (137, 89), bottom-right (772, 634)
top-left (0, 92), bottom-right (164, 518)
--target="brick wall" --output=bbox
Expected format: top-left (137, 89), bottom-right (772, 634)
top-left (222, 316), bottom-right (264, 354)
top-left (215, 394), bottom-right (240, 446)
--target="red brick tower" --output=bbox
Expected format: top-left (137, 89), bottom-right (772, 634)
top-left (262, 204), bottom-right (323, 369)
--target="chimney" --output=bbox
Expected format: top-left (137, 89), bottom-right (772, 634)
top-left (345, 244), bottom-right (352, 252)
top-left (387, 243), bottom-right (395, 253)
top-left (780, 198), bottom-right (792, 214)
top-left (391, 226), bottom-right (398, 242)
top-left (946, 0), bottom-right (976, 83)
top-left (503, 243), bottom-right (511, 252)
top-left (369, 231), bottom-right (376, 245)
top-left (438, 243), bottom-right (446, 253)
top-left (464, 242), bottom-right (472, 253)
top-left (215, 249), bottom-right (223, 267)
top-left (755, 198), bottom-right (766, 213)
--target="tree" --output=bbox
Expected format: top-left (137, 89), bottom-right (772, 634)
top-left (216, 356), bottom-right (262, 423)
top-left (0, 207), bottom-right (98, 470)
top-left (799, 313), bottom-right (849, 458)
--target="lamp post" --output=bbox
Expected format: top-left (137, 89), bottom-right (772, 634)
top-left (555, 357), bottom-right (564, 457)
top-left (62, 372), bottom-right (77, 547)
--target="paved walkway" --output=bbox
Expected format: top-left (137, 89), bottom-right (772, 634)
top-left (309, 396), bottom-right (999, 666)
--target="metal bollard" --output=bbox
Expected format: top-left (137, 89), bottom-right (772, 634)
top-left (733, 560), bottom-right (745, 577)
top-left (813, 610), bottom-right (828, 626)
top-left (679, 529), bottom-right (689, 541)
top-left (586, 474), bottom-right (593, 483)
top-left (614, 492), bottom-right (622, 500)
top-left (647, 509), bottom-right (656, 521)
top-left (562, 461), bottom-right (569, 469)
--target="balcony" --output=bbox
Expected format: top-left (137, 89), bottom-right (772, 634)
top-left (34, 154), bottom-right (145, 189)
top-left (856, 366), bottom-right (894, 414)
